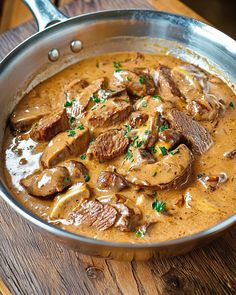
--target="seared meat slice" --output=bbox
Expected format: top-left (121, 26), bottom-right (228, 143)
top-left (10, 104), bottom-right (50, 132)
top-left (31, 109), bottom-right (70, 141)
top-left (168, 109), bottom-right (213, 155)
top-left (198, 172), bottom-right (228, 191)
top-left (98, 194), bottom-right (142, 231)
top-left (59, 160), bottom-right (88, 184)
top-left (97, 171), bottom-right (128, 192)
top-left (113, 69), bottom-right (155, 97)
top-left (155, 65), bottom-right (184, 101)
top-left (87, 96), bottom-right (133, 128)
top-left (71, 199), bottom-right (117, 231)
top-left (41, 127), bottom-right (90, 168)
top-left (130, 112), bottom-right (149, 128)
top-left (87, 129), bottom-right (129, 162)
top-left (66, 78), bottom-right (106, 117)
top-left (124, 144), bottom-right (193, 189)
top-left (21, 167), bottom-right (71, 197)
top-left (224, 149), bottom-right (236, 159)
top-left (64, 78), bottom-right (89, 100)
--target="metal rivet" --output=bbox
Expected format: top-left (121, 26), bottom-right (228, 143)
top-left (48, 48), bottom-right (60, 62)
top-left (70, 40), bottom-right (82, 53)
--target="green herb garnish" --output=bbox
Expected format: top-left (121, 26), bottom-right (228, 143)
top-left (145, 130), bottom-right (151, 135)
top-left (66, 129), bottom-right (76, 137)
top-left (125, 147), bottom-right (133, 160)
top-left (113, 61), bottom-right (122, 69)
top-left (159, 146), bottom-right (168, 156)
top-left (141, 100), bottom-right (147, 108)
top-left (135, 229), bottom-right (145, 238)
top-left (197, 173), bottom-right (205, 179)
top-left (84, 175), bottom-right (90, 182)
top-left (64, 101), bottom-right (73, 108)
top-left (152, 198), bottom-right (166, 213)
top-left (77, 123), bottom-right (85, 130)
top-left (152, 171), bottom-right (157, 177)
top-left (127, 77), bottom-right (132, 82)
top-left (70, 116), bottom-right (76, 124)
top-left (96, 62), bottom-right (100, 68)
top-left (63, 177), bottom-right (71, 183)
top-left (150, 146), bottom-right (157, 154)
top-left (229, 101), bottom-right (234, 108)
top-left (139, 75), bottom-right (146, 84)
top-left (80, 154), bottom-right (86, 160)
top-left (158, 124), bottom-right (169, 133)
top-left (170, 149), bottom-right (180, 155)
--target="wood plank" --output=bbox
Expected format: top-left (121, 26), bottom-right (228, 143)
top-left (0, 1), bottom-right (235, 295)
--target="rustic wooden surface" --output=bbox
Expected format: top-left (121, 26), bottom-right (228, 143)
top-left (0, 1), bottom-right (235, 294)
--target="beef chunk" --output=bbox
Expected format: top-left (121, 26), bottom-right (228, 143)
top-left (130, 112), bottom-right (149, 128)
top-left (10, 104), bottom-right (50, 132)
top-left (97, 171), bottom-right (128, 192)
top-left (98, 194), bottom-right (142, 231)
top-left (71, 200), bottom-right (117, 231)
top-left (125, 144), bottom-right (193, 190)
top-left (113, 69), bottom-right (155, 97)
top-left (64, 78), bottom-right (89, 100)
top-left (87, 129), bottom-right (129, 162)
top-left (66, 78), bottom-right (106, 117)
top-left (21, 167), bottom-right (71, 197)
top-left (41, 127), bottom-right (90, 167)
top-left (168, 109), bottom-right (213, 154)
top-left (31, 109), bottom-right (70, 141)
top-left (59, 160), bottom-right (88, 184)
top-left (87, 96), bottom-right (133, 128)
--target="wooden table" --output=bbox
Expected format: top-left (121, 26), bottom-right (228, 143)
top-left (0, 1), bottom-right (235, 294)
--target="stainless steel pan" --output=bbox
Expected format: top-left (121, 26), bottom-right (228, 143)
top-left (0, 0), bottom-right (235, 260)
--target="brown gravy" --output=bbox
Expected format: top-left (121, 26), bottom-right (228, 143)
top-left (3, 52), bottom-right (236, 243)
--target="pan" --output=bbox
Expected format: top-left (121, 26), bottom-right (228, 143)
top-left (0, 0), bottom-right (235, 260)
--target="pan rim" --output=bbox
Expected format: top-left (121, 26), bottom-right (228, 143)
top-left (0, 9), bottom-right (235, 250)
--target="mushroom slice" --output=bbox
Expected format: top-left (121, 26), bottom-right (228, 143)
top-left (50, 183), bottom-right (90, 219)
top-left (124, 144), bottom-right (193, 189)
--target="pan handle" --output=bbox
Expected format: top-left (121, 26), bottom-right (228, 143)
top-left (23, 0), bottom-right (68, 31)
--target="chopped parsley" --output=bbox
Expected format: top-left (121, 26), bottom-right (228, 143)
top-left (63, 177), bottom-right (71, 183)
top-left (197, 173), bottom-right (205, 179)
top-left (144, 130), bottom-right (151, 135)
top-left (115, 69), bottom-right (122, 73)
top-left (66, 129), bottom-right (76, 137)
top-left (152, 95), bottom-right (163, 101)
top-left (159, 146), bottom-right (168, 156)
top-left (152, 198), bottom-right (166, 213)
top-left (152, 171), bottom-right (157, 177)
top-left (64, 101), bottom-right (73, 108)
top-left (125, 147), bottom-right (133, 160)
top-left (77, 123), bottom-right (84, 130)
top-left (123, 98), bottom-right (129, 103)
top-left (229, 101), bottom-right (234, 108)
top-left (150, 146), bottom-right (157, 154)
top-left (133, 140), bottom-right (144, 148)
top-left (80, 154), bottom-right (86, 160)
top-left (127, 77), bottom-right (132, 82)
top-left (170, 149), bottom-right (180, 155)
top-left (84, 175), bottom-right (90, 182)
top-left (91, 95), bottom-right (106, 104)
top-left (124, 124), bottom-right (132, 137)
top-left (135, 229), bottom-right (145, 238)
top-left (70, 116), bottom-right (76, 124)
top-left (141, 100), bottom-right (147, 108)
top-left (158, 124), bottom-right (169, 133)
top-left (113, 61), bottom-right (121, 69)
top-left (139, 75), bottom-right (146, 84)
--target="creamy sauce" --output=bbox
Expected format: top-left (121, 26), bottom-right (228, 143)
top-left (3, 52), bottom-right (236, 243)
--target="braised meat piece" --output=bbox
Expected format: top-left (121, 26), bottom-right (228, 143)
top-left (71, 199), bottom-right (117, 231)
top-left (97, 171), bottom-right (128, 192)
top-left (21, 167), bottom-right (71, 197)
top-left (113, 69), bottom-right (155, 97)
top-left (168, 109), bottom-right (213, 155)
top-left (87, 129), bottom-right (129, 162)
top-left (59, 160), bottom-right (88, 184)
top-left (31, 108), bottom-right (70, 141)
top-left (10, 104), bottom-right (50, 132)
top-left (41, 127), bottom-right (90, 167)
top-left (64, 78), bottom-right (89, 100)
top-left (125, 144), bottom-right (193, 189)
top-left (158, 128), bottom-right (181, 150)
top-left (87, 96), bottom-right (133, 128)
top-left (130, 112), bottom-right (149, 128)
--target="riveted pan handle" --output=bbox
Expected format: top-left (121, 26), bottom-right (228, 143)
top-left (23, 0), bottom-right (68, 31)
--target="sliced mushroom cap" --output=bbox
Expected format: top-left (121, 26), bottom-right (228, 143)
top-left (124, 144), bottom-right (193, 189)
top-left (50, 183), bottom-right (90, 219)
top-left (20, 167), bottom-right (71, 197)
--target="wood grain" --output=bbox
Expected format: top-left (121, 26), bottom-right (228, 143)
top-left (0, 1), bottom-right (235, 294)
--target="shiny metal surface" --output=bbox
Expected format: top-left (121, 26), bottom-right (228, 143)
top-left (70, 40), bottom-right (83, 53)
top-left (48, 48), bottom-right (60, 62)
top-left (0, 4), bottom-right (235, 260)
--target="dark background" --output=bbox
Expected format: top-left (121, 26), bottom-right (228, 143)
top-left (182, 0), bottom-right (236, 39)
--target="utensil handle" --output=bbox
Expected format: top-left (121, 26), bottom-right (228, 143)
top-left (23, 0), bottom-right (68, 31)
